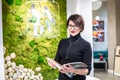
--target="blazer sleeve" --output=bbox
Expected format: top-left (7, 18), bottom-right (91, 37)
top-left (82, 43), bottom-right (92, 75)
top-left (54, 39), bottom-right (63, 64)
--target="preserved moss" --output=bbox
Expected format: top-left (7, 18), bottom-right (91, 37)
top-left (3, 0), bottom-right (67, 80)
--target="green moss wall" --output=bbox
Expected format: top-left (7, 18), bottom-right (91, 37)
top-left (2, 0), bottom-right (67, 80)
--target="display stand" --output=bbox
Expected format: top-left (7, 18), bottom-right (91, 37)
top-left (94, 59), bottom-right (107, 71)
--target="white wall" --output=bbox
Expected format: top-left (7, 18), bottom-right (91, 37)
top-left (92, 1), bottom-right (108, 51)
top-left (0, 0), bottom-right (5, 80)
top-left (67, 0), bottom-right (93, 76)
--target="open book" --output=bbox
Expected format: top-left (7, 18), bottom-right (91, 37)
top-left (46, 57), bottom-right (88, 78)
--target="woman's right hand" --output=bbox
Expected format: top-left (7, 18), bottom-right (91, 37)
top-left (46, 57), bottom-right (57, 69)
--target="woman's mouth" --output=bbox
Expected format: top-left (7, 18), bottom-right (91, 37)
top-left (71, 31), bottom-right (75, 33)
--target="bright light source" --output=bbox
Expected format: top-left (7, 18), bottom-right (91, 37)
top-left (95, 16), bottom-right (100, 20)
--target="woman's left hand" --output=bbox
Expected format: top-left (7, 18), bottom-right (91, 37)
top-left (60, 64), bottom-right (76, 74)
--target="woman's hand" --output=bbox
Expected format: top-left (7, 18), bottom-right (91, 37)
top-left (60, 64), bottom-right (76, 74)
top-left (60, 64), bottom-right (89, 75)
top-left (46, 57), bottom-right (57, 69)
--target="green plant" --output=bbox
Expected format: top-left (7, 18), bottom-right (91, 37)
top-left (3, 0), bottom-right (67, 80)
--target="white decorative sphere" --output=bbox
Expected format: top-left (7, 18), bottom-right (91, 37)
top-left (11, 62), bottom-right (16, 69)
top-left (29, 75), bottom-right (34, 79)
top-left (10, 52), bottom-right (16, 59)
top-left (40, 76), bottom-right (43, 80)
top-left (13, 73), bottom-right (17, 79)
top-left (5, 56), bottom-right (11, 61)
top-left (26, 73), bottom-right (30, 78)
top-left (38, 73), bottom-right (42, 77)
top-left (8, 67), bottom-right (13, 72)
top-left (34, 75), bottom-right (39, 79)
top-left (18, 64), bottom-right (24, 70)
top-left (30, 71), bottom-right (35, 75)
top-left (23, 68), bottom-right (28, 72)
top-left (28, 69), bottom-right (32, 72)
top-left (5, 69), bottom-right (8, 75)
top-left (7, 61), bottom-right (12, 67)
top-left (24, 76), bottom-right (29, 80)
top-left (4, 64), bottom-right (8, 69)
top-left (16, 70), bottom-right (22, 76)
top-left (5, 75), bottom-right (9, 80)
top-left (8, 72), bottom-right (14, 78)
top-left (8, 78), bottom-right (13, 80)
top-left (35, 67), bottom-right (41, 72)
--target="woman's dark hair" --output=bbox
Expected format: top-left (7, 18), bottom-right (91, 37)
top-left (67, 14), bottom-right (84, 32)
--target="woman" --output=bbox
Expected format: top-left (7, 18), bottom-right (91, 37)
top-left (47, 14), bottom-right (92, 80)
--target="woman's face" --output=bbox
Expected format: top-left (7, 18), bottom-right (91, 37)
top-left (67, 20), bottom-right (81, 36)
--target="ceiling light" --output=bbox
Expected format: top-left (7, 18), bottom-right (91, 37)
top-left (92, 1), bottom-right (102, 11)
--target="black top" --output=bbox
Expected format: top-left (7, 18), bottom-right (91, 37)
top-left (54, 34), bottom-right (92, 80)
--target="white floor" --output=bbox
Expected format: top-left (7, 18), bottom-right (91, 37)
top-left (94, 70), bottom-right (120, 80)
top-left (86, 75), bottom-right (100, 80)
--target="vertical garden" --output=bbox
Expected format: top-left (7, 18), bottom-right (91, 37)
top-left (2, 0), bottom-right (67, 80)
